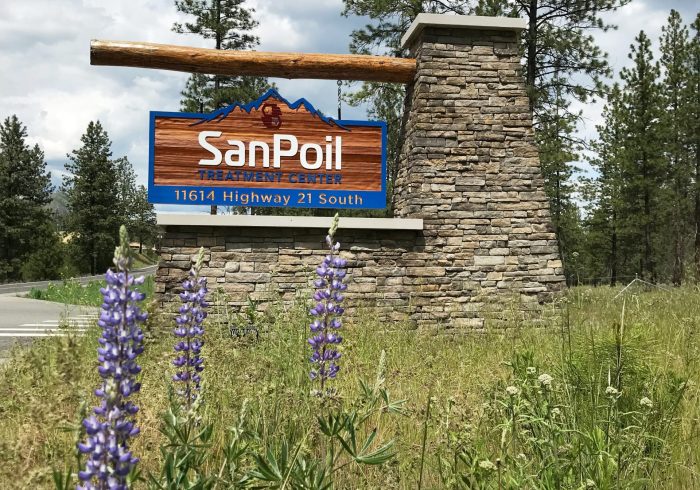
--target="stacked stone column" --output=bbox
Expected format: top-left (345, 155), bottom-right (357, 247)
top-left (392, 15), bottom-right (565, 327)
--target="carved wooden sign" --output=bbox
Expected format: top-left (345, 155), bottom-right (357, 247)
top-left (149, 89), bottom-right (386, 209)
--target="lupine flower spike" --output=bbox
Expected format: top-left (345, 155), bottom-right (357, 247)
top-left (309, 214), bottom-right (348, 390)
top-left (172, 247), bottom-right (208, 409)
top-left (77, 226), bottom-right (147, 490)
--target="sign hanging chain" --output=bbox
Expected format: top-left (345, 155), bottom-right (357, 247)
top-left (337, 80), bottom-right (342, 120)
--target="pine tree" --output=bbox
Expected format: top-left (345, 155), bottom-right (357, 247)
top-left (619, 31), bottom-right (663, 281)
top-left (173, 0), bottom-right (270, 111)
top-left (535, 63), bottom-right (581, 282)
top-left (345, 82), bottom-right (405, 211)
top-left (689, 14), bottom-right (700, 281)
top-left (587, 85), bottom-right (626, 285)
top-left (659, 10), bottom-right (691, 285)
top-left (129, 185), bottom-right (157, 254)
top-left (62, 121), bottom-right (121, 274)
top-left (114, 156), bottom-right (137, 225)
top-left (0, 115), bottom-right (55, 281)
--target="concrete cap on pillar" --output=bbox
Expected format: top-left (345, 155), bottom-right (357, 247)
top-left (401, 14), bottom-right (527, 49)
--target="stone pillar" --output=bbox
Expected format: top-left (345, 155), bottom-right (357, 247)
top-left (393, 14), bottom-right (565, 326)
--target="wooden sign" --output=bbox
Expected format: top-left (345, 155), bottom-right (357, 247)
top-left (149, 89), bottom-right (386, 209)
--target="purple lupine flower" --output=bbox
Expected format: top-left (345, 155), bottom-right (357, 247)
top-left (77, 226), bottom-right (147, 490)
top-left (172, 247), bottom-right (208, 408)
top-left (309, 214), bottom-right (347, 389)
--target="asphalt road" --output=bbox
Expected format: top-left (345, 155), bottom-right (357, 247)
top-left (0, 295), bottom-right (99, 361)
top-left (0, 264), bottom-right (158, 362)
top-left (0, 265), bottom-right (158, 295)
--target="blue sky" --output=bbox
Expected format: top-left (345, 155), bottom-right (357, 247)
top-left (0, 0), bottom-right (697, 212)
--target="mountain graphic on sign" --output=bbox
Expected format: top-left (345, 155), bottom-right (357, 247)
top-left (191, 88), bottom-right (348, 130)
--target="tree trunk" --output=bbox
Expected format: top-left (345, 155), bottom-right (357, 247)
top-left (695, 137), bottom-right (700, 281)
top-left (644, 188), bottom-right (653, 280)
top-left (526, 0), bottom-right (538, 113)
top-left (695, 57), bottom-right (700, 281)
top-left (611, 212), bottom-right (618, 286)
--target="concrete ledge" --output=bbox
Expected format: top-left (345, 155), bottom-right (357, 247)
top-left (401, 14), bottom-right (527, 48)
top-left (157, 213), bottom-right (424, 231)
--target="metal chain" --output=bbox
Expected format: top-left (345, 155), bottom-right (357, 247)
top-left (337, 80), bottom-right (342, 120)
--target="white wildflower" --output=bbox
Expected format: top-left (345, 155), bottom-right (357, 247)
top-left (479, 460), bottom-right (496, 471)
top-left (527, 367), bottom-right (536, 375)
top-left (538, 373), bottom-right (553, 387)
top-left (640, 397), bottom-right (653, 409)
top-left (551, 407), bottom-right (561, 417)
top-left (605, 386), bottom-right (619, 396)
top-left (506, 386), bottom-right (520, 396)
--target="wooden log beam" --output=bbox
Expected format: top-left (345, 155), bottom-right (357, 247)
top-left (90, 40), bottom-right (416, 83)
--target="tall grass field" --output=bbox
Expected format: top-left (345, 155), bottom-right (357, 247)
top-left (0, 285), bottom-right (698, 488)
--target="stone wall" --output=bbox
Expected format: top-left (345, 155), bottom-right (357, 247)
top-left (155, 16), bottom-right (566, 329)
top-left (156, 223), bottom-right (557, 329)
top-left (158, 226), bottom-right (421, 323)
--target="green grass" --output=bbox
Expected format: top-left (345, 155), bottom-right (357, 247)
top-left (0, 285), bottom-right (699, 488)
top-left (27, 276), bottom-right (155, 306)
top-left (132, 250), bottom-right (158, 269)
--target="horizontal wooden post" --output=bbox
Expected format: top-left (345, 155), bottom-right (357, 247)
top-left (90, 40), bottom-right (416, 83)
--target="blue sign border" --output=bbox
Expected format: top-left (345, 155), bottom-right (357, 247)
top-left (148, 89), bottom-right (387, 210)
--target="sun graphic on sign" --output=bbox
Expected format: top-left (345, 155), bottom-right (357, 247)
top-left (261, 102), bottom-right (282, 129)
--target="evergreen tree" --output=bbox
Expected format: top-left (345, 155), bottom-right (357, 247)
top-left (20, 221), bottom-right (64, 281)
top-left (173, 0), bottom-right (270, 111)
top-left (62, 121), bottom-right (121, 274)
top-left (345, 82), bottom-right (404, 211)
top-left (112, 157), bottom-right (157, 253)
top-left (115, 156), bottom-right (137, 227)
top-left (473, 0), bottom-right (628, 120)
top-left (0, 115), bottom-right (55, 281)
top-left (536, 64), bottom-right (581, 283)
top-left (689, 14), bottom-right (700, 281)
top-left (618, 31), bottom-right (663, 281)
top-left (130, 185), bottom-right (158, 254)
top-left (659, 10), bottom-right (691, 284)
top-left (586, 85), bottom-right (626, 285)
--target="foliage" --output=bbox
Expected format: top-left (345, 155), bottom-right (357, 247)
top-left (308, 214), bottom-right (347, 390)
top-left (62, 121), bottom-right (122, 274)
top-left (172, 0), bottom-right (271, 112)
top-left (76, 226), bottom-right (147, 489)
top-left (691, 14), bottom-right (700, 280)
top-left (128, 185), bottom-right (157, 254)
top-left (62, 124), bottom-right (156, 275)
top-left (439, 347), bottom-right (687, 488)
top-left (583, 11), bottom-right (700, 285)
top-left (659, 10), bottom-right (692, 285)
top-left (172, 248), bottom-right (208, 408)
top-left (28, 276), bottom-right (155, 307)
top-left (20, 221), bottom-right (65, 281)
top-left (115, 159), bottom-right (158, 254)
top-left (0, 115), bottom-right (56, 281)
top-left (1, 284), bottom-right (699, 488)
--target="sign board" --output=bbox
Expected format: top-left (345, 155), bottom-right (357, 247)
top-left (149, 89), bottom-right (386, 209)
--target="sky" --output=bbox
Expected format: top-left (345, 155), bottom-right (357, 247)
top-left (0, 0), bottom-right (697, 211)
